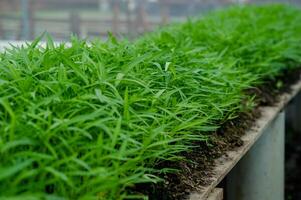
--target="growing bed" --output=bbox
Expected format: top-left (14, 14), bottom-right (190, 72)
top-left (1, 4), bottom-right (301, 200)
top-left (190, 79), bottom-right (301, 200)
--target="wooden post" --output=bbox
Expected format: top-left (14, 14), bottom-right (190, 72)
top-left (125, 0), bottom-right (133, 38)
top-left (160, 0), bottom-right (169, 25)
top-left (135, 0), bottom-right (148, 34)
top-left (20, 0), bottom-right (30, 40)
top-left (28, 0), bottom-right (35, 40)
top-left (70, 11), bottom-right (81, 37)
top-left (112, 0), bottom-right (120, 35)
top-left (19, 0), bottom-right (34, 40)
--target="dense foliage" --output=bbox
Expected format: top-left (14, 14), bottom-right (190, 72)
top-left (1, 4), bottom-right (301, 200)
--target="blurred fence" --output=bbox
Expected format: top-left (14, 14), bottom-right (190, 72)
top-left (0, 0), bottom-right (297, 41)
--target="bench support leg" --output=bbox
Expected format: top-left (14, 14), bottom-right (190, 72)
top-left (226, 112), bottom-right (285, 200)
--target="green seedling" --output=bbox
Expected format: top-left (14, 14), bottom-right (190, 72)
top-left (0, 4), bottom-right (301, 199)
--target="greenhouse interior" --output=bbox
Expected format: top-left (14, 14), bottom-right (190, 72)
top-left (1, 0), bottom-right (301, 200)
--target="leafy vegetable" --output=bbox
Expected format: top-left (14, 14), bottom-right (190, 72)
top-left (1, 4), bottom-right (301, 199)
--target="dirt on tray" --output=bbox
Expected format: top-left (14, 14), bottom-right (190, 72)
top-left (132, 68), bottom-right (301, 200)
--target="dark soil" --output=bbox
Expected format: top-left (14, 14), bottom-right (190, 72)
top-left (133, 68), bottom-right (301, 200)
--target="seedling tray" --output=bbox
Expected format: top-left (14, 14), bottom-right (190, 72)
top-left (190, 78), bottom-right (301, 200)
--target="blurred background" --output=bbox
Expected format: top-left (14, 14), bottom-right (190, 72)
top-left (0, 0), bottom-right (299, 41)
